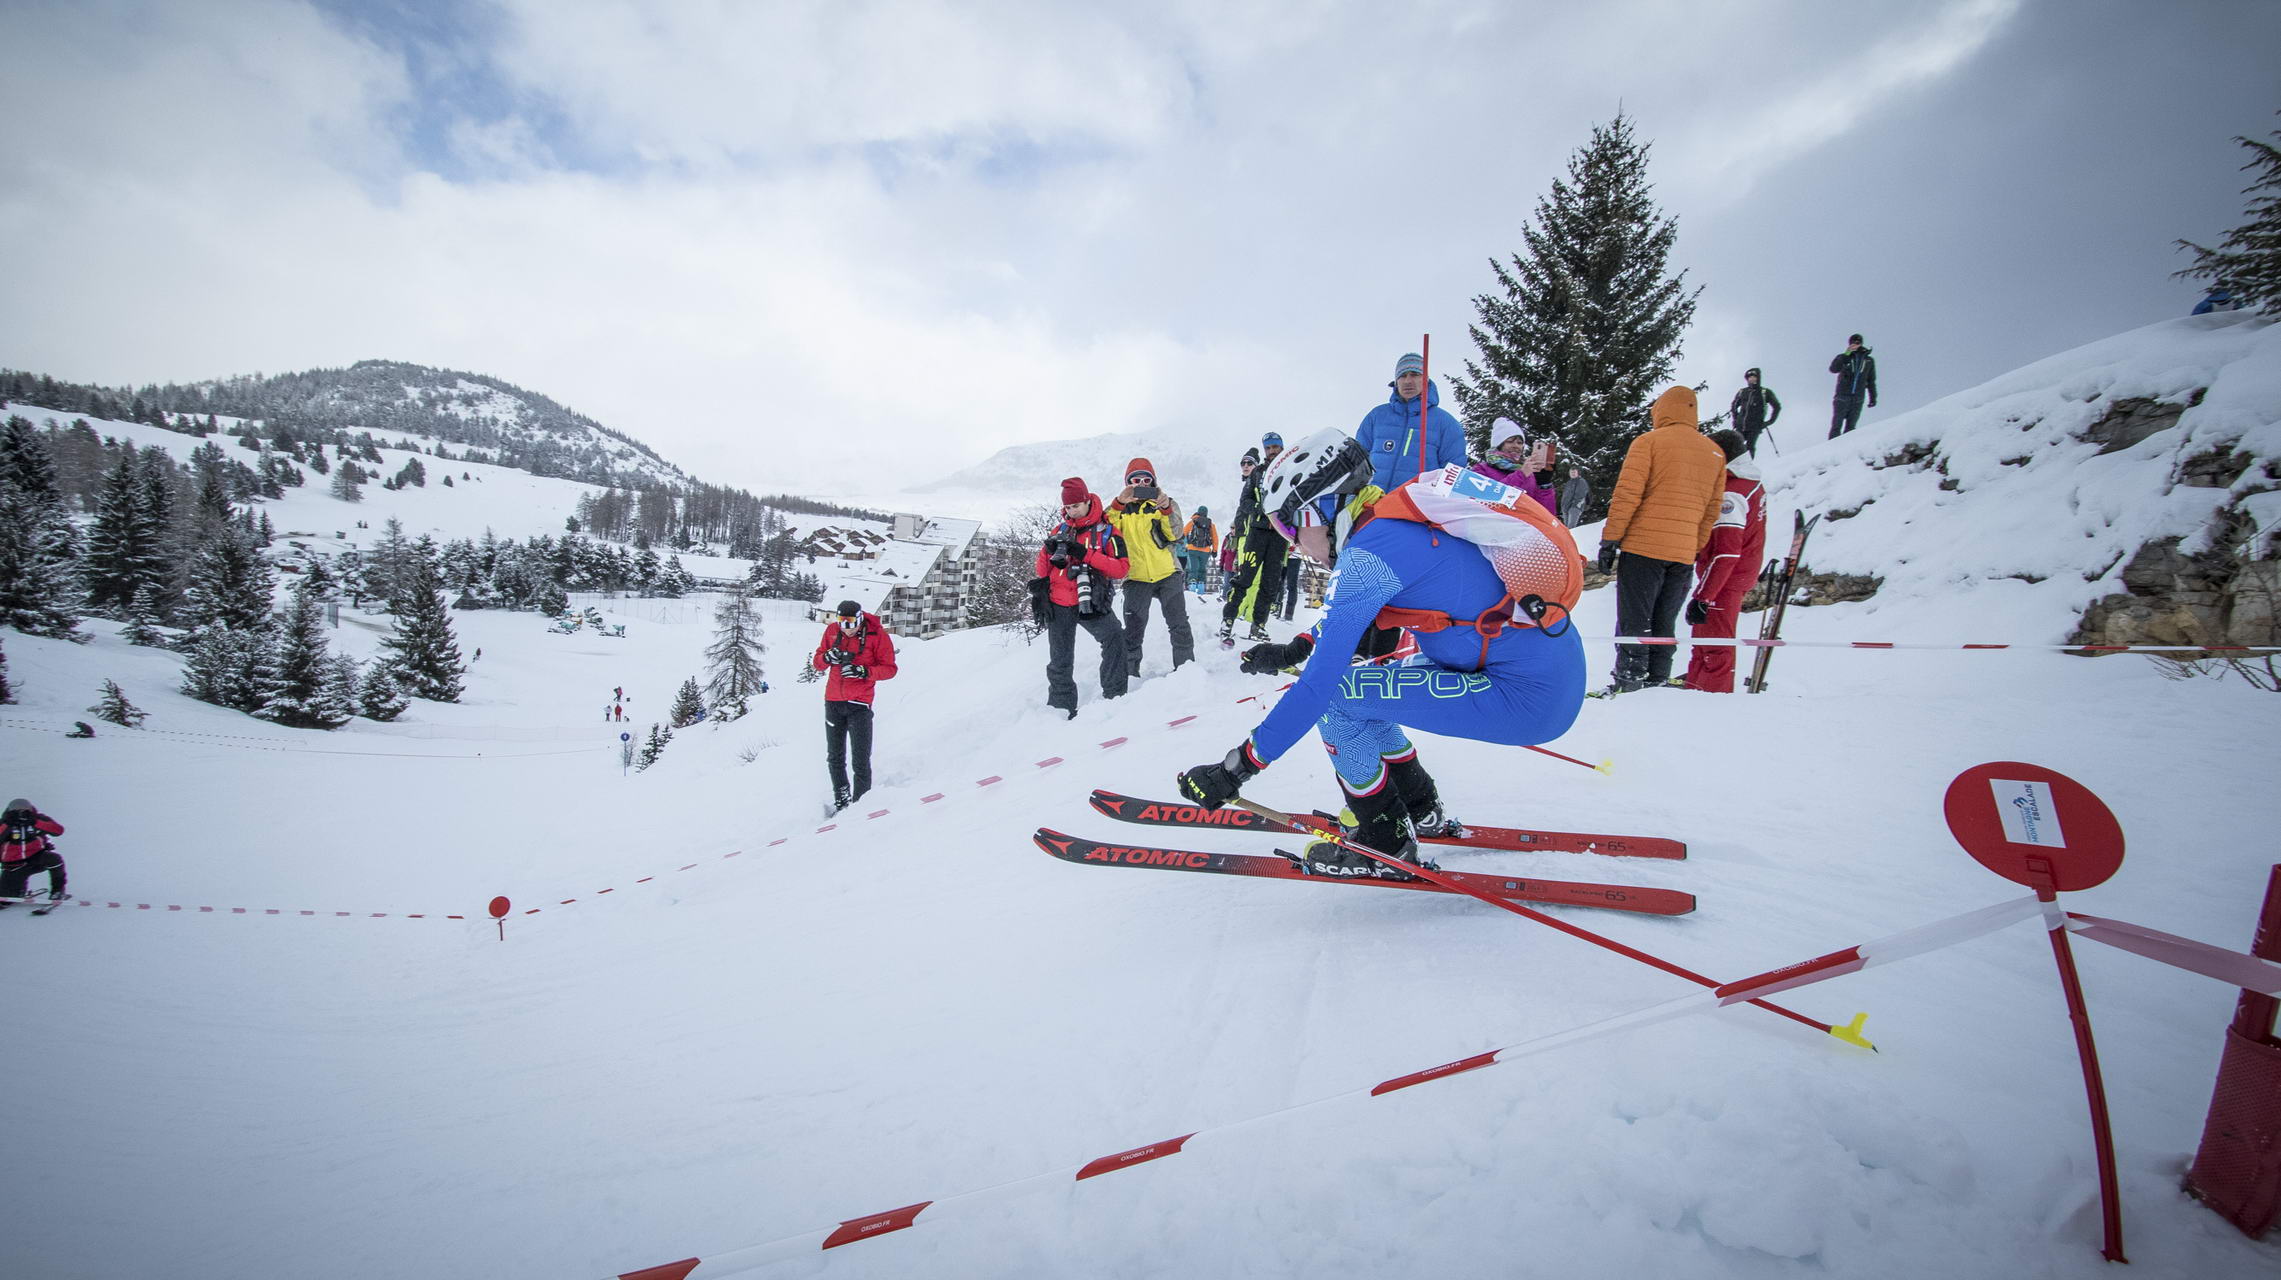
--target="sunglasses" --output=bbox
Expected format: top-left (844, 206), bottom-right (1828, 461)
top-left (1127, 474), bottom-right (1154, 486)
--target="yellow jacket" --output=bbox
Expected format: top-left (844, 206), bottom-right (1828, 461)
top-left (1108, 498), bottom-right (1183, 584)
top-left (1602, 386), bottom-right (1728, 565)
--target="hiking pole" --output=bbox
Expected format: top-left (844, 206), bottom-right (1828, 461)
top-left (1229, 798), bottom-right (1870, 1046)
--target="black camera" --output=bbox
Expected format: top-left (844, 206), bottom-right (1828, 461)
top-left (1130, 484), bottom-right (1159, 502)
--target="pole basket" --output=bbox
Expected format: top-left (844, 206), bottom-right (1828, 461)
top-left (2184, 864), bottom-right (2281, 1238)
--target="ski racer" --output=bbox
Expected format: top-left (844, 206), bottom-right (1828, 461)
top-left (1174, 429), bottom-right (1587, 878)
top-left (0, 798), bottom-right (67, 907)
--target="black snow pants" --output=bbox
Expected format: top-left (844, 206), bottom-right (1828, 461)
top-left (1613, 552), bottom-right (1694, 687)
top-left (824, 700), bottom-right (875, 806)
top-left (1046, 602), bottom-right (1127, 712)
top-left (0, 850), bottom-right (66, 900)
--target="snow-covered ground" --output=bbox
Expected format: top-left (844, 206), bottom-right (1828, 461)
top-left (4, 315), bottom-right (2280, 1278)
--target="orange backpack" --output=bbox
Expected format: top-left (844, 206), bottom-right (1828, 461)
top-left (1360, 464), bottom-right (1584, 666)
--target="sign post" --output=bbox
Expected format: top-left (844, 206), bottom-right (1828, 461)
top-left (487, 895), bottom-right (511, 943)
top-left (1943, 762), bottom-right (2128, 1263)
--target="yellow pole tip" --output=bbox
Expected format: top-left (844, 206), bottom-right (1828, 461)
top-left (1595, 760), bottom-right (1615, 775)
top-left (1828, 1012), bottom-right (1876, 1052)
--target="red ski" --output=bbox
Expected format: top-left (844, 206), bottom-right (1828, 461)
top-left (1087, 790), bottom-right (1685, 860)
top-left (1035, 829), bottom-right (1695, 917)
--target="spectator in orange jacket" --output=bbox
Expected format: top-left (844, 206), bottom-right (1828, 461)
top-left (1595, 386), bottom-right (1727, 694)
top-left (812, 600), bottom-right (899, 811)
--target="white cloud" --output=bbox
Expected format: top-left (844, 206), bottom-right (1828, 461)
top-left (1, 0), bottom-right (2266, 513)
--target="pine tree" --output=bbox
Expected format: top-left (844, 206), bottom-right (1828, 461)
top-left (182, 527), bottom-right (275, 632)
top-left (90, 678), bottom-right (147, 728)
top-left (2176, 122), bottom-right (2281, 314)
top-left (180, 623), bottom-right (253, 708)
top-left (381, 558), bottom-right (466, 702)
top-left (330, 460), bottom-right (365, 502)
top-left (357, 661), bottom-right (409, 721)
top-left (121, 586), bottom-right (167, 646)
top-left (321, 653), bottom-right (362, 723)
top-left (0, 634), bottom-right (13, 703)
top-left (703, 587), bottom-right (766, 720)
top-left (658, 554), bottom-right (692, 598)
top-left (670, 676), bottom-right (705, 728)
top-left (85, 450), bottom-right (168, 614)
top-left (0, 420), bottom-right (83, 639)
top-left (635, 721), bottom-right (672, 771)
top-left (253, 582), bottom-right (348, 728)
top-left (1449, 112), bottom-right (1701, 519)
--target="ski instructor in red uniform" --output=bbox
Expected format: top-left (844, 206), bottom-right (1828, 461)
top-left (813, 600), bottom-right (898, 813)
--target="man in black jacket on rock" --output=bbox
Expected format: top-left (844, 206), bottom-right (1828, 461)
top-left (1729, 367), bottom-right (1782, 455)
top-left (1829, 335), bottom-right (1878, 438)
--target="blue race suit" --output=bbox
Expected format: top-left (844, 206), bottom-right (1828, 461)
top-left (1243, 518), bottom-right (1585, 792)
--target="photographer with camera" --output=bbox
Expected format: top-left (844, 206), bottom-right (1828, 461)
top-left (1032, 477), bottom-right (1130, 718)
top-left (811, 599), bottom-right (898, 812)
top-left (1106, 457), bottom-right (1195, 677)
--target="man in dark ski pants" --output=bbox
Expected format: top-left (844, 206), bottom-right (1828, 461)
top-left (1221, 433), bottom-right (1288, 643)
top-left (0, 798), bottom-right (68, 907)
top-left (1033, 477), bottom-right (1130, 718)
top-left (1828, 335), bottom-right (1878, 438)
top-left (1728, 367), bottom-right (1782, 456)
top-left (812, 600), bottom-right (898, 812)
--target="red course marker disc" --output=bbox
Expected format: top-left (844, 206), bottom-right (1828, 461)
top-left (1942, 762), bottom-right (2124, 892)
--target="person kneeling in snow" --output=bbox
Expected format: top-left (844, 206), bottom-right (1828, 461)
top-left (0, 798), bottom-right (67, 907)
top-left (1681, 429), bottom-right (1767, 693)
top-left (1175, 430), bottom-right (1587, 879)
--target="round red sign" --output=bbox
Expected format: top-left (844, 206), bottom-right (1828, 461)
top-left (1942, 762), bottom-right (2124, 892)
top-left (487, 896), bottom-right (512, 919)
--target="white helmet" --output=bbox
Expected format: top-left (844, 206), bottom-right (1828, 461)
top-left (1257, 428), bottom-right (1372, 546)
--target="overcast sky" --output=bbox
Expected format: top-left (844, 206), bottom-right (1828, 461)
top-left (3, 0), bottom-right (2276, 504)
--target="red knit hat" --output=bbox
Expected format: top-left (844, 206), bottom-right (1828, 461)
top-left (1125, 457), bottom-right (1156, 483)
top-left (1060, 477), bottom-right (1088, 505)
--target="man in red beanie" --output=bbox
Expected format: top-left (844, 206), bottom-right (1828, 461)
top-left (1106, 457), bottom-right (1194, 675)
top-left (1031, 477), bottom-right (1130, 718)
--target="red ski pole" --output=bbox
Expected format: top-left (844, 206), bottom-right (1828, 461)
top-left (1418, 333), bottom-right (1431, 477)
top-left (1231, 798), bottom-right (1870, 1046)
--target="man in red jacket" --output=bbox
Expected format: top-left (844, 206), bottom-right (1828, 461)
top-left (1031, 477), bottom-right (1129, 718)
top-left (1682, 430), bottom-right (1767, 693)
top-left (812, 600), bottom-right (898, 811)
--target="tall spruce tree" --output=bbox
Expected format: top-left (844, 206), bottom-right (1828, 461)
top-left (182, 526), bottom-right (275, 632)
top-left (2175, 121), bottom-right (2281, 313)
top-left (85, 450), bottom-right (168, 614)
top-left (1450, 112), bottom-right (1701, 518)
top-left (254, 582), bottom-right (349, 728)
top-left (0, 418), bottom-right (84, 638)
top-left (381, 557), bottom-right (466, 702)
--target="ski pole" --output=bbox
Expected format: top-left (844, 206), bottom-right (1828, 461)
top-left (1418, 333), bottom-right (1431, 478)
top-left (1230, 798), bottom-right (1870, 1047)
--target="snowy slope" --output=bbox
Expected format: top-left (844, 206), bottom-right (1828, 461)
top-left (5, 318), bottom-right (2281, 1279)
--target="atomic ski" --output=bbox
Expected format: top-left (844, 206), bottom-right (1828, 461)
top-left (1035, 829), bottom-right (1695, 916)
top-left (1, 893), bottom-right (71, 916)
top-left (1088, 790), bottom-right (1686, 860)
top-left (1747, 510), bottom-right (1820, 694)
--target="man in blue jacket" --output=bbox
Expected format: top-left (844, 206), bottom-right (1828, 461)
top-left (1356, 352), bottom-right (1469, 491)
top-left (1175, 429), bottom-right (1585, 879)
